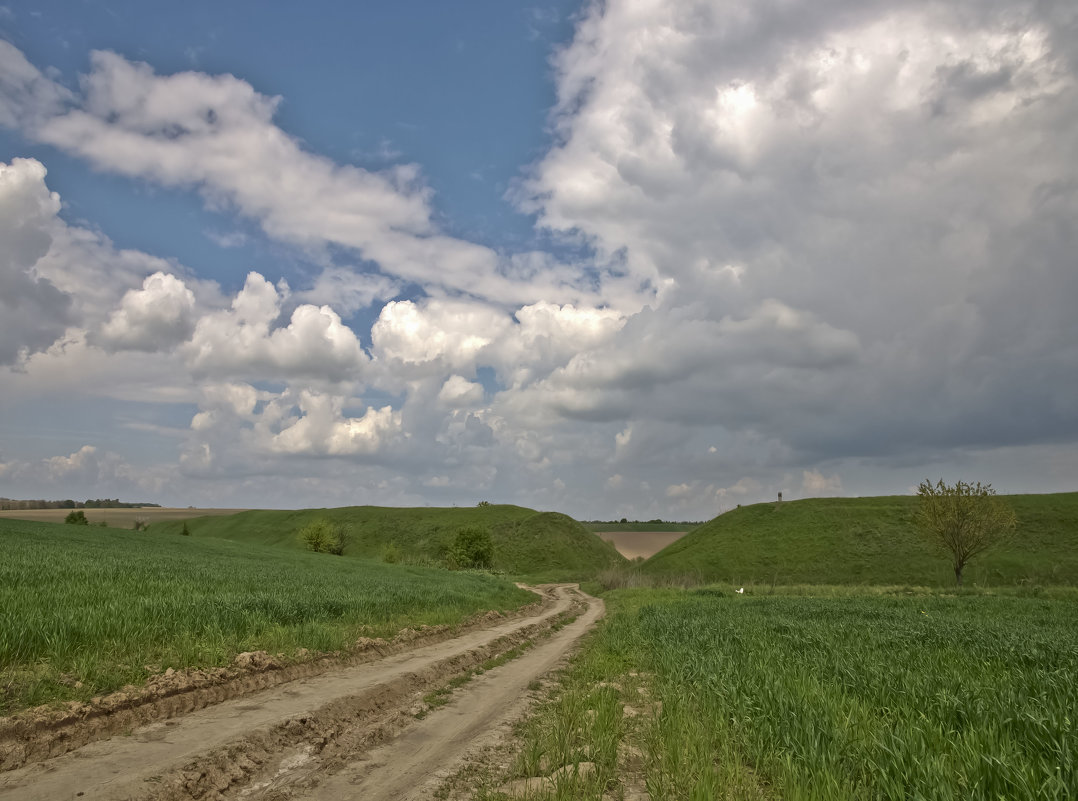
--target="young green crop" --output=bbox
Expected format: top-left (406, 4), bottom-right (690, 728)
top-left (487, 588), bottom-right (1078, 800)
top-left (639, 591), bottom-right (1077, 799)
top-left (0, 518), bottom-right (534, 714)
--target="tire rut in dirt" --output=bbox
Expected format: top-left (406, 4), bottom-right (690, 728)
top-left (0, 585), bottom-right (584, 801)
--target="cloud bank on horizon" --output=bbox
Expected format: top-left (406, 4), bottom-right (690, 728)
top-left (1, 0), bottom-right (1076, 519)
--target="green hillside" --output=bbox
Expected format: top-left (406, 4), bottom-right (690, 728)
top-left (641, 492), bottom-right (1078, 586)
top-left (0, 517), bottom-right (534, 713)
top-left (151, 504), bottom-right (625, 579)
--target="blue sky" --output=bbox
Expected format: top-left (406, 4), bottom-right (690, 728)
top-left (2, 1), bottom-right (580, 285)
top-left (1, 0), bottom-right (1076, 518)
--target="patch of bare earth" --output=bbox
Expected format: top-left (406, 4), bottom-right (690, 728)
top-left (0, 585), bottom-right (600, 801)
top-left (599, 531), bottom-right (688, 560)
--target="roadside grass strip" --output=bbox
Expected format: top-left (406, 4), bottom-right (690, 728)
top-left (476, 588), bottom-right (1077, 800)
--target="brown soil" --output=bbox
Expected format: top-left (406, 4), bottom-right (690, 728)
top-left (600, 530), bottom-right (688, 560)
top-left (0, 584), bottom-right (600, 801)
top-left (0, 508), bottom-right (250, 527)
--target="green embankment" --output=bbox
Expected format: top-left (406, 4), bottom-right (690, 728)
top-left (0, 517), bottom-right (534, 714)
top-left (152, 504), bottom-right (625, 579)
top-left (641, 492), bottom-right (1078, 586)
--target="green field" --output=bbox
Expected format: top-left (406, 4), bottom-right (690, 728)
top-left (641, 493), bottom-right (1078, 586)
top-left (151, 504), bottom-right (625, 580)
top-left (485, 587), bottom-right (1078, 800)
top-left (0, 518), bottom-right (534, 714)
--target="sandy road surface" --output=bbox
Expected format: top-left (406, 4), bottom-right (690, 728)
top-left (295, 591), bottom-right (604, 801)
top-left (0, 585), bottom-right (600, 801)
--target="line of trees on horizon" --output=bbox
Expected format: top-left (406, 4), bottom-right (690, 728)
top-left (0, 498), bottom-right (162, 510)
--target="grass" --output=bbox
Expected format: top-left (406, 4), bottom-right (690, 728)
top-left (150, 504), bottom-right (625, 580)
top-left (642, 492), bottom-right (1078, 586)
top-left (483, 586), bottom-right (1078, 800)
top-left (0, 517), bottom-right (535, 715)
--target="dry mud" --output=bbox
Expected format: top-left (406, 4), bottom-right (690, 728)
top-left (0, 584), bottom-right (600, 801)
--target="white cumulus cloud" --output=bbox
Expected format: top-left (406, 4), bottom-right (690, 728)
top-left (185, 272), bottom-right (368, 382)
top-left (97, 272), bottom-right (197, 352)
top-left (0, 158), bottom-right (74, 364)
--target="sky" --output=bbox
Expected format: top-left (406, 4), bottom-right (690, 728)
top-left (1, 0), bottom-right (1076, 520)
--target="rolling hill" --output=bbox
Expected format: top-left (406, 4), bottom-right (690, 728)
top-left (150, 504), bottom-right (626, 579)
top-left (641, 492), bottom-right (1078, 586)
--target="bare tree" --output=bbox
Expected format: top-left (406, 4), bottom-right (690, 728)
top-left (916, 479), bottom-right (1017, 586)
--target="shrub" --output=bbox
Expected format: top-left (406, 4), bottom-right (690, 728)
top-left (300, 518), bottom-right (347, 555)
top-left (450, 526), bottom-right (494, 570)
top-left (381, 542), bottom-right (401, 564)
top-left (64, 510), bottom-right (88, 525)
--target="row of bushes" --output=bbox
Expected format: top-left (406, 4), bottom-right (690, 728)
top-left (64, 511), bottom-right (187, 534)
top-left (297, 519), bottom-right (494, 571)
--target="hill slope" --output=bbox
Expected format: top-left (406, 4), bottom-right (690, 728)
top-left (641, 492), bottom-right (1078, 586)
top-left (152, 504), bottom-right (626, 579)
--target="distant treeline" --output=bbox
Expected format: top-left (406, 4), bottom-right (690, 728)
top-left (0, 498), bottom-right (162, 510)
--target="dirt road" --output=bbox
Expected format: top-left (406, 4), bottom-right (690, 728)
top-left (0, 584), bottom-right (601, 801)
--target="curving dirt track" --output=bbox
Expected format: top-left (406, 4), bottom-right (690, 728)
top-left (0, 584), bottom-right (602, 801)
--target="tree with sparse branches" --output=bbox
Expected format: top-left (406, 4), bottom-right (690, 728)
top-left (916, 479), bottom-right (1017, 586)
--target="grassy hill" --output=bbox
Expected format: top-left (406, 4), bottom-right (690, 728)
top-left (641, 492), bottom-right (1078, 586)
top-left (0, 517), bottom-right (534, 714)
top-left (151, 504), bottom-right (626, 580)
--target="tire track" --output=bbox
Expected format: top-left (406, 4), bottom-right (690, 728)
top-left (0, 585), bottom-right (592, 801)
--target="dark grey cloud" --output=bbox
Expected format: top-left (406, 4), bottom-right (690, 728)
top-left (521, 0), bottom-right (1078, 488)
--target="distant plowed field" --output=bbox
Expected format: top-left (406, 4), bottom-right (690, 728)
top-left (0, 507), bottom-right (248, 528)
top-left (599, 530), bottom-right (688, 559)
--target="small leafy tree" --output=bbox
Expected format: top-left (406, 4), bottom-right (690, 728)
top-left (64, 510), bottom-right (88, 525)
top-left (300, 518), bottom-right (347, 555)
top-left (450, 526), bottom-right (494, 570)
top-left (916, 479), bottom-right (1017, 586)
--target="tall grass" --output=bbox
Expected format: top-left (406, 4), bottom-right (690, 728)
top-left (0, 518), bottom-right (534, 714)
top-left (488, 589), bottom-right (1078, 800)
top-left (639, 591), bottom-right (1077, 799)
